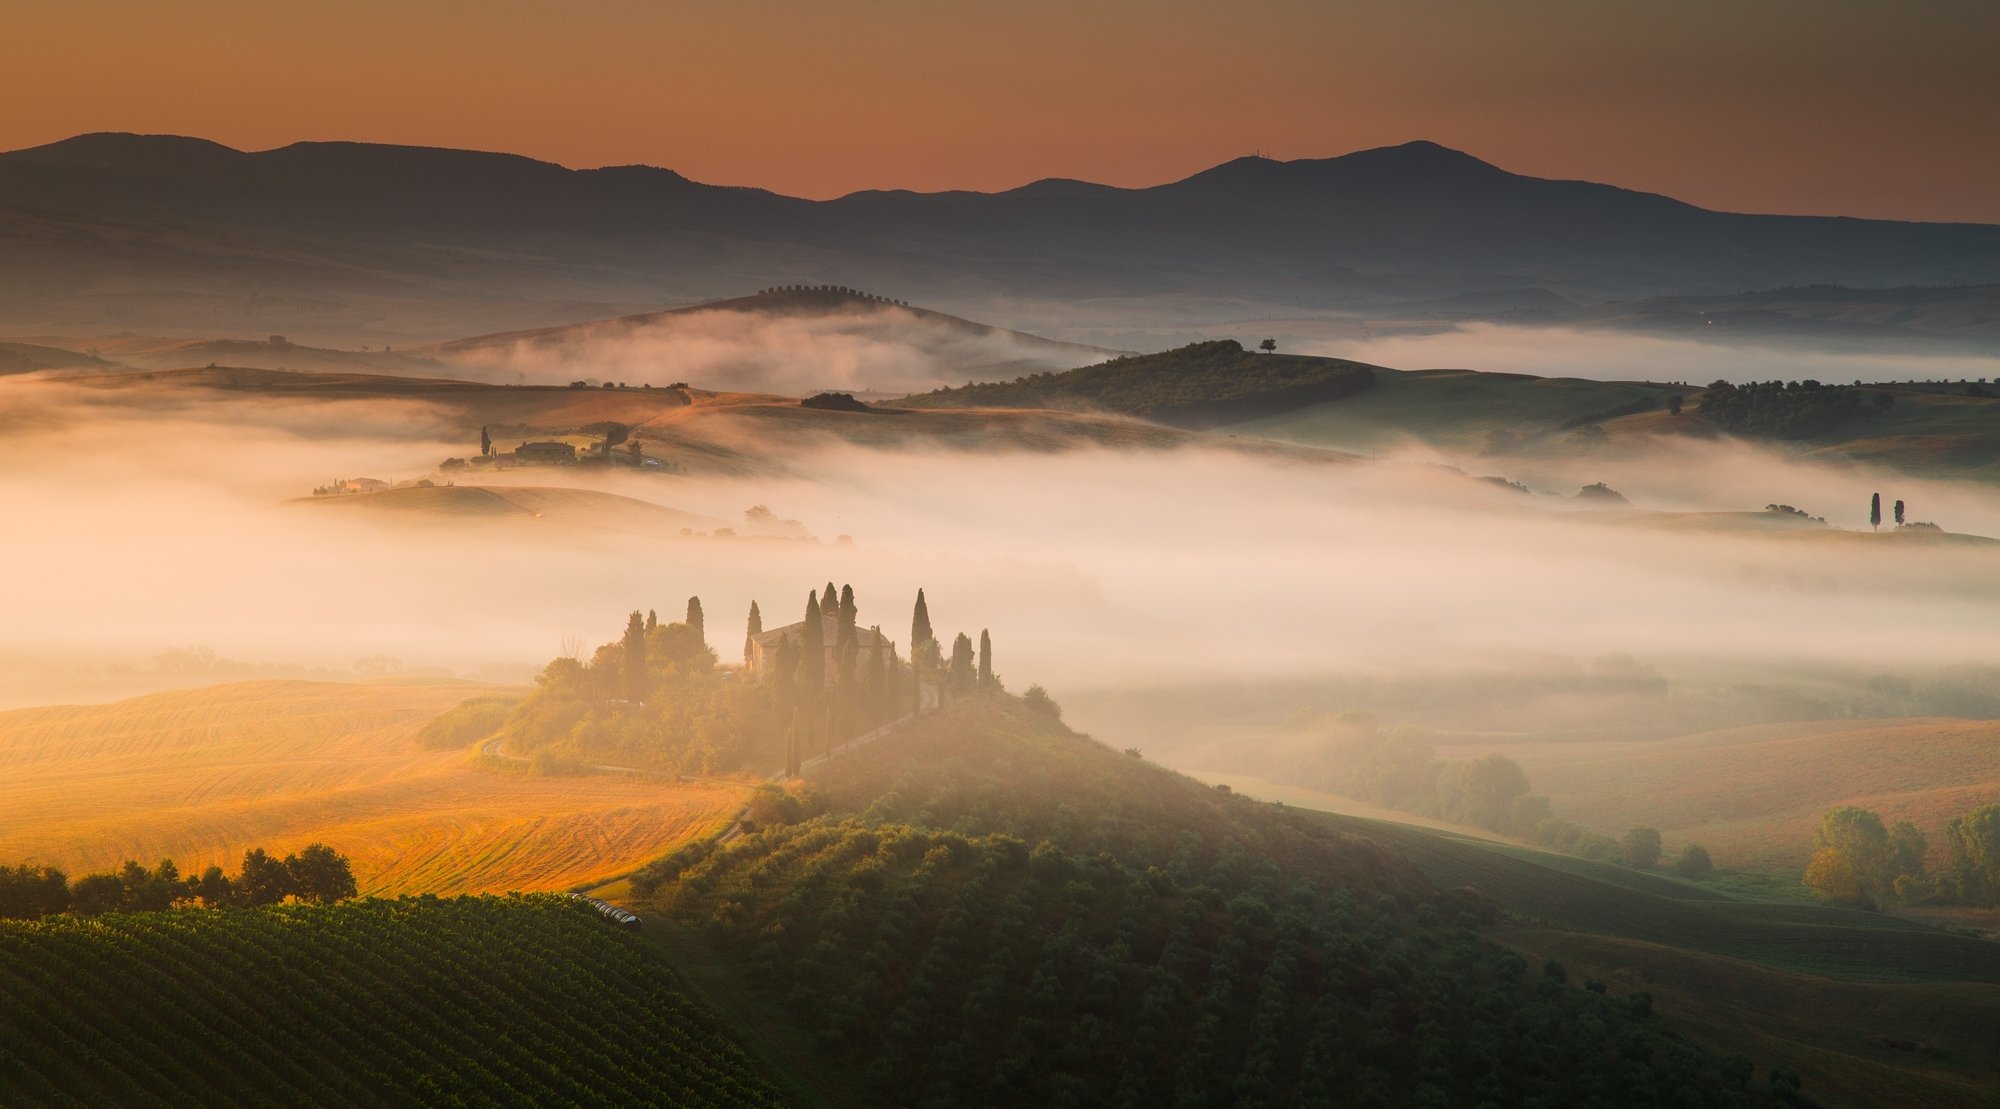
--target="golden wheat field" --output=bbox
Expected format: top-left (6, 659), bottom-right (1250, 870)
top-left (0, 679), bottom-right (744, 895)
top-left (1438, 718), bottom-right (2000, 871)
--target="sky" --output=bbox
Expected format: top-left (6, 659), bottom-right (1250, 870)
top-left (5, 0), bottom-right (1999, 223)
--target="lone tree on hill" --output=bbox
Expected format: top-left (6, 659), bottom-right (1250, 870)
top-left (686, 596), bottom-right (705, 641)
top-left (1672, 843), bottom-right (1713, 878)
top-left (744, 600), bottom-right (762, 665)
top-left (1622, 827), bottom-right (1663, 869)
top-left (479, 425), bottom-right (491, 456)
top-left (1259, 338), bottom-right (1277, 353)
top-left (1894, 499), bottom-right (1907, 527)
top-left (1870, 492), bottom-right (1882, 532)
top-left (623, 611), bottom-right (648, 702)
top-left (978, 629), bottom-right (993, 689)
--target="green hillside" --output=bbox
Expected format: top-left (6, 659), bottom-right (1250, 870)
top-left (892, 340), bottom-right (1377, 429)
top-left (1227, 366), bottom-right (1679, 452)
top-left (0, 895), bottom-right (782, 1107)
top-left (628, 696), bottom-right (1795, 1107)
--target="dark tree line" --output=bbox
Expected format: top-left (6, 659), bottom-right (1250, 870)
top-left (1700, 379), bottom-right (1891, 439)
top-left (0, 844), bottom-right (357, 920)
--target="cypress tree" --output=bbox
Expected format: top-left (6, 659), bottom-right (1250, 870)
top-left (911, 589), bottom-right (934, 660)
top-left (802, 592), bottom-right (825, 692)
top-left (838, 584), bottom-right (857, 632)
top-left (949, 633), bottom-right (975, 693)
top-left (1894, 499), bottom-right (1906, 527)
top-left (686, 596), bottom-right (705, 641)
top-left (784, 709), bottom-right (800, 779)
top-left (1870, 492), bottom-right (1882, 531)
top-left (623, 611), bottom-right (648, 703)
top-left (645, 609), bottom-right (657, 632)
top-left (479, 425), bottom-right (491, 456)
top-left (978, 629), bottom-right (993, 690)
top-left (744, 600), bottom-right (763, 666)
top-left (821, 582), bottom-right (838, 619)
top-left (867, 629), bottom-right (886, 721)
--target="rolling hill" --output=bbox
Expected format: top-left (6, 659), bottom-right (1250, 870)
top-left (1212, 776), bottom-right (2000, 1107)
top-left (0, 340), bottom-right (118, 376)
top-left (0, 680), bottom-right (745, 895)
top-left (422, 287), bottom-right (1117, 394)
top-left (1434, 718), bottom-right (2000, 874)
top-left (608, 693), bottom-right (1865, 1107)
top-left (288, 484), bottom-right (727, 534)
top-left (5, 132), bottom-right (1998, 341)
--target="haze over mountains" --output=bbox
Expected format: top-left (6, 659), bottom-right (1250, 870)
top-left (4, 132), bottom-right (1999, 346)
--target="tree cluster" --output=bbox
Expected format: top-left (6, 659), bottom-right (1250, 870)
top-left (0, 844), bottom-right (357, 920)
top-left (1803, 802), bottom-right (2000, 907)
top-left (1699, 379), bottom-right (1889, 439)
top-left (504, 600), bottom-right (741, 774)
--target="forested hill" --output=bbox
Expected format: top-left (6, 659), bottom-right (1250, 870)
top-left (892, 340), bottom-right (1379, 428)
top-left (630, 693), bottom-right (1796, 1107)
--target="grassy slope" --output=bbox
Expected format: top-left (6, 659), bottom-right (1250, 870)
top-left (893, 340), bottom-right (1378, 429)
top-left (1251, 801), bottom-right (2000, 1108)
top-left (0, 895), bottom-right (783, 1107)
top-left (1605, 387), bottom-right (2000, 480)
top-left (1435, 718), bottom-right (2000, 872)
top-left (1227, 365), bottom-right (1678, 452)
top-left (622, 698), bottom-right (1810, 1108)
top-left (0, 680), bottom-right (743, 894)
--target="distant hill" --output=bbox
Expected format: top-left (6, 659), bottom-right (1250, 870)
top-left (1441, 717), bottom-right (2000, 873)
top-left (894, 339), bottom-right (1379, 428)
top-left (422, 286), bottom-right (1117, 393)
top-left (0, 340), bottom-right (119, 375)
top-left (1572, 284), bottom-right (2000, 353)
top-left (4, 132), bottom-right (1998, 340)
top-left (288, 484), bottom-right (727, 534)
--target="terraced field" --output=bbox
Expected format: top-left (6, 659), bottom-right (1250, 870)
top-left (0, 680), bottom-right (744, 894)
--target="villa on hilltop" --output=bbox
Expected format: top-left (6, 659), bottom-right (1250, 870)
top-left (746, 622), bottom-right (895, 685)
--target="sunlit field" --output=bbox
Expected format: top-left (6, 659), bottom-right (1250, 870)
top-left (0, 679), bottom-right (744, 894)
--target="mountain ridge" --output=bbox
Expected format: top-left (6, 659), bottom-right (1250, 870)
top-left (5, 132), bottom-right (1998, 342)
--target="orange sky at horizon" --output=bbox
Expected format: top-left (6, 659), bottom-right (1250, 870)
top-left (6, 0), bottom-right (1998, 223)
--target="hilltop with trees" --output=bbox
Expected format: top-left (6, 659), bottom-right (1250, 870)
top-left (498, 583), bottom-right (998, 776)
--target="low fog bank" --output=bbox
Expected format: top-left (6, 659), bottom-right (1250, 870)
top-left (439, 306), bottom-right (1102, 396)
top-left (1300, 323), bottom-right (2000, 386)
top-left (4, 375), bottom-right (1999, 727)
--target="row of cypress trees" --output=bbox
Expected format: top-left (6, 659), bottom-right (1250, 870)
top-left (748, 585), bottom-right (997, 778)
